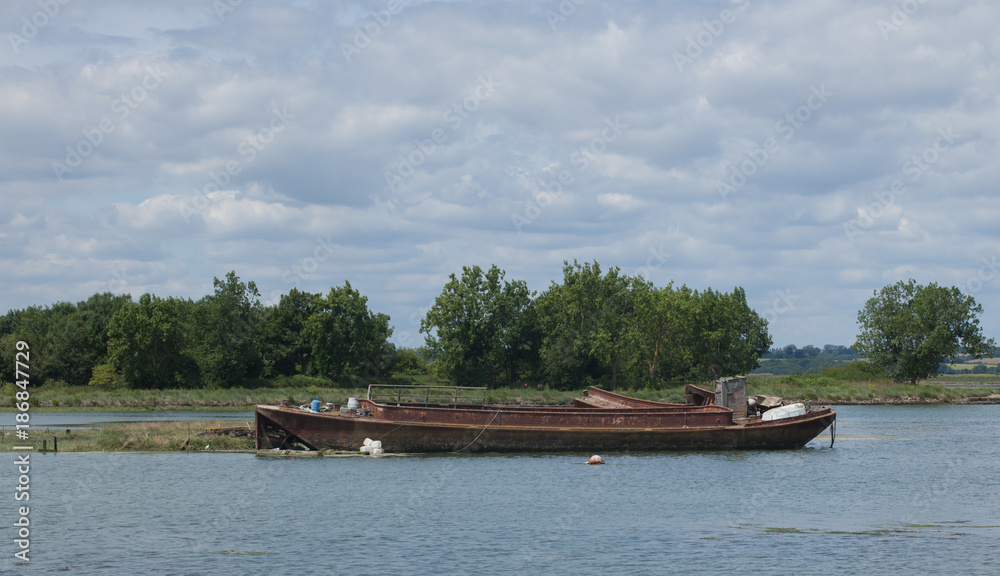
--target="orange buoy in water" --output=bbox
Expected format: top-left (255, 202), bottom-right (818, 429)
top-left (588, 455), bottom-right (604, 465)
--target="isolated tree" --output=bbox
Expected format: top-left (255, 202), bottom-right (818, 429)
top-left (855, 280), bottom-right (996, 384)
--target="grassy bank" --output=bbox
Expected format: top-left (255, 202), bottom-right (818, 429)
top-left (746, 374), bottom-right (1000, 404)
top-left (3, 373), bottom-right (999, 412)
top-left (0, 420), bottom-right (256, 452)
top-left (0, 385), bottom-right (368, 410)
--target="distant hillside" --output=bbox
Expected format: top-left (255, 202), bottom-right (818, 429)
top-left (753, 345), bottom-right (1000, 376)
top-left (752, 344), bottom-right (859, 375)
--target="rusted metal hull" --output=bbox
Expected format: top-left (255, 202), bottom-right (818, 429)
top-left (255, 396), bottom-right (836, 453)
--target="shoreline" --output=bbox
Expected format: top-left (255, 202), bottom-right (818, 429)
top-left (5, 392), bottom-right (1000, 411)
top-left (3, 381), bottom-right (1000, 413)
top-left (791, 395), bottom-right (1000, 406)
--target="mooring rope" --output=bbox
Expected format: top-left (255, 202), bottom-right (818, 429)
top-left (377, 414), bottom-right (426, 441)
top-left (454, 410), bottom-right (501, 453)
top-left (830, 419), bottom-right (836, 448)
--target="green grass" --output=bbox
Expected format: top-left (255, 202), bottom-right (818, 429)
top-left (924, 373), bottom-right (1000, 385)
top-left (3, 369), bottom-right (997, 412)
top-left (0, 420), bottom-right (256, 452)
top-left (0, 384), bottom-right (370, 410)
top-left (746, 373), bottom-right (996, 404)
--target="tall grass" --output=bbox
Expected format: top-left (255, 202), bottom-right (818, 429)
top-left (2, 362), bottom-right (995, 410)
top-left (746, 374), bottom-right (987, 403)
top-left (0, 421), bottom-right (256, 452)
top-left (0, 384), bottom-right (368, 409)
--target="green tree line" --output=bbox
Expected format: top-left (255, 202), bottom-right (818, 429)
top-left (0, 272), bottom-right (395, 389)
top-left (420, 261), bottom-right (772, 389)
top-left (2, 263), bottom-right (774, 390)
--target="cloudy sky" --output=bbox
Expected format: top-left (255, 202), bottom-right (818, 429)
top-left (2, 0), bottom-right (998, 349)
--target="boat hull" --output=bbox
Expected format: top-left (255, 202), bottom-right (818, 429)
top-left (255, 404), bottom-right (836, 453)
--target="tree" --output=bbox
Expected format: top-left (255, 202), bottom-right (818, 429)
top-left (631, 282), bottom-right (697, 384)
top-left (306, 281), bottom-right (392, 381)
top-left (420, 265), bottom-right (536, 386)
top-left (0, 302), bottom-right (88, 386)
top-left (687, 287), bottom-right (772, 380)
top-left (801, 345), bottom-right (821, 358)
top-left (389, 347), bottom-right (430, 375)
top-left (56, 293), bottom-right (133, 386)
top-left (196, 272), bottom-right (264, 388)
top-left (261, 288), bottom-right (318, 377)
top-left (107, 294), bottom-right (198, 389)
top-left (537, 261), bottom-right (637, 390)
top-left (855, 279), bottom-right (996, 384)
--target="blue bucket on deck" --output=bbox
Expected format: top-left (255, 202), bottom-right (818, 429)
top-left (311, 398), bottom-right (320, 412)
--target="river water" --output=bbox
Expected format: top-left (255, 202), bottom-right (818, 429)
top-left (0, 410), bottom-right (254, 429)
top-left (2, 405), bottom-right (999, 575)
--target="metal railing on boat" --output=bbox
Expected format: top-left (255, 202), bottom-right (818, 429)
top-left (367, 384), bottom-right (488, 408)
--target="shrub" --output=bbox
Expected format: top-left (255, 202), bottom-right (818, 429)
top-left (88, 364), bottom-right (124, 389)
top-left (820, 361), bottom-right (890, 382)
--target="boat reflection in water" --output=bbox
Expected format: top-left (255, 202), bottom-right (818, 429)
top-left (255, 378), bottom-right (836, 453)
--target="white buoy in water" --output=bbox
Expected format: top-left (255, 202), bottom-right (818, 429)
top-left (588, 455), bottom-right (604, 465)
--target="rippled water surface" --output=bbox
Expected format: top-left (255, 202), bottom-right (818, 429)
top-left (2, 405), bottom-right (999, 575)
top-left (0, 410), bottom-right (254, 429)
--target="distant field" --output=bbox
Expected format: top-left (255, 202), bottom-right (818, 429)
top-left (925, 373), bottom-right (1000, 385)
top-left (754, 357), bottom-right (1000, 378)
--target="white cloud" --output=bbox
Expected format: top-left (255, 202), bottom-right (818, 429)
top-left (0, 0), bottom-right (999, 346)
top-left (597, 192), bottom-right (643, 211)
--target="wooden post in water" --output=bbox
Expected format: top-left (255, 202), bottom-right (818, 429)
top-left (53, 437), bottom-right (57, 452)
top-left (42, 439), bottom-right (47, 451)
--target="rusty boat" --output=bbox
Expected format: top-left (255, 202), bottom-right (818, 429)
top-left (255, 378), bottom-right (836, 453)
